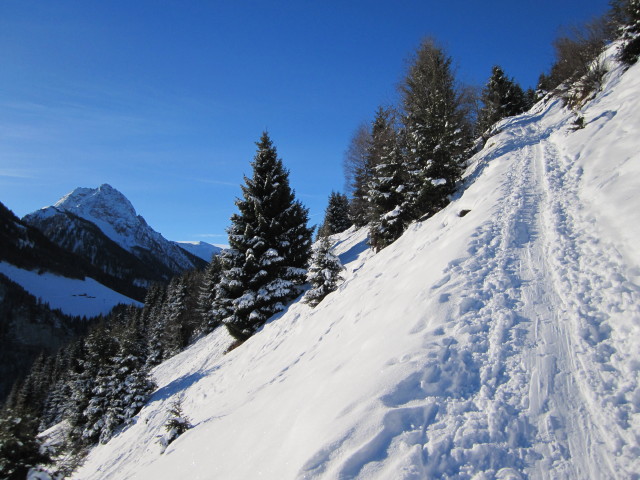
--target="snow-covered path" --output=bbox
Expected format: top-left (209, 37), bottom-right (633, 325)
top-left (533, 111), bottom-right (640, 478)
top-left (73, 56), bottom-right (640, 480)
top-left (317, 93), bottom-right (640, 478)
top-left (410, 100), bottom-right (640, 478)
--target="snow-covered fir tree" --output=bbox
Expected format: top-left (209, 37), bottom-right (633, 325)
top-left (208, 248), bottom-right (243, 337)
top-left (40, 346), bottom-right (77, 429)
top-left (216, 132), bottom-right (313, 340)
top-left (161, 276), bottom-right (189, 360)
top-left (303, 236), bottom-right (344, 307)
top-left (0, 408), bottom-right (50, 479)
top-left (160, 397), bottom-right (192, 451)
top-left (144, 284), bottom-right (167, 368)
top-left (63, 339), bottom-right (92, 446)
top-left (99, 314), bottom-right (155, 443)
top-left (616, 0), bottom-right (640, 64)
top-left (476, 66), bottom-right (527, 135)
top-left (401, 38), bottom-right (468, 218)
top-left (197, 255), bottom-right (223, 334)
top-left (366, 107), bottom-right (408, 252)
top-left (9, 352), bottom-right (53, 417)
top-left (60, 313), bottom-right (155, 446)
top-left (318, 191), bottom-right (352, 238)
top-left (80, 327), bottom-right (118, 445)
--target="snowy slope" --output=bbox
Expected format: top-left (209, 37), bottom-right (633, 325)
top-left (73, 52), bottom-right (640, 479)
top-left (0, 262), bottom-right (141, 317)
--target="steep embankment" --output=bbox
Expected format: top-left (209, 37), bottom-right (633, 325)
top-left (73, 53), bottom-right (639, 479)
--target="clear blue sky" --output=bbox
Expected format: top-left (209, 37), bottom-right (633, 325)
top-left (0, 0), bottom-right (610, 243)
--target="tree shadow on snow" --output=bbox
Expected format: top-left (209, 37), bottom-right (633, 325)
top-left (151, 369), bottom-right (218, 402)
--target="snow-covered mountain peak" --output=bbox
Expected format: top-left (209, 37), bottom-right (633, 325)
top-left (53, 184), bottom-right (141, 237)
top-left (25, 184), bottom-right (205, 275)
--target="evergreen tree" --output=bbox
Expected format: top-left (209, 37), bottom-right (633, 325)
top-left (280, 200), bottom-right (314, 286)
top-left (303, 237), bottom-right (344, 307)
top-left (161, 276), bottom-right (189, 360)
top-left (41, 347), bottom-right (75, 429)
top-left (343, 124), bottom-right (373, 227)
top-left (524, 88), bottom-right (537, 110)
top-left (62, 313), bottom-right (155, 446)
top-left (629, 0), bottom-right (640, 32)
top-left (160, 397), bottom-right (192, 450)
top-left (209, 249), bottom-right (244, 336)
top-left (366, 107), bottom-right (408, 251)
top-left (11, 353), bottom-right (53, 417)
top-left (144, 284), bottom-right (168, 368)
top-left (219, 133), bottom-right (313, 340)
top-left (197, 255), bottom-right (223, 334)
top-left (400, 38), bottom-right (468, 219)
top-left (318, 192), bottom-right (352, 238)
top-left (0, 408), bottom-right (50, 479)
top-left (616, 0), bottom-right (640, 64)
top-left (99, 318), bottom-right (154, 443)
top-left (536, 72), bottom-right (553, 99)
top-left (80, 327), bottom-right (118, 445)
top-left (141, 283), bottom-right (166, 332)
top-left (611, 0), bottom-right (640, 33)
top-left (65, 340), bottom-right (93, 446)
top-left (476, 66), bottom-right (527, 134)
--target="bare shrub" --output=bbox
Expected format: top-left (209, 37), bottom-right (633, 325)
top-left (548, 16), bottom-right (611, 91)
top-left (565, 60), bottom-right (608, 108)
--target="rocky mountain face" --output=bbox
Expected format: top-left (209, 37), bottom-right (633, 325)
top-left (23, 184), bottom-right (207, 298)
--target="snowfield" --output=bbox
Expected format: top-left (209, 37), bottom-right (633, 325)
top-left (73, 50), bottom-right (640, 479)
top-left (0, 262), bottom-right (141, 317)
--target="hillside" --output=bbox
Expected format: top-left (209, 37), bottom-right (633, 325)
top-left (72, 51), bottom-right (639, 479)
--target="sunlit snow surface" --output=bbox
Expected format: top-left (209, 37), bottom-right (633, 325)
top-left (0, 262), bottom-right (141, 317)
top-left (74, 49), bottom-right (640, 479)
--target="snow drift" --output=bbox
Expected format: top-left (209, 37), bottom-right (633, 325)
top-left (72, 49), bottom-right (640, 479)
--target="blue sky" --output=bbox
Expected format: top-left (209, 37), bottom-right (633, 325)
top-left (0, 0), bottom-right (610, 243)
